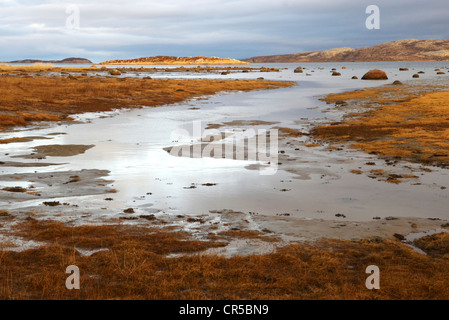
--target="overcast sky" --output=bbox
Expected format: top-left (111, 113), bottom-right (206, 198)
top-left (0, 0), bottom-right (448, 62)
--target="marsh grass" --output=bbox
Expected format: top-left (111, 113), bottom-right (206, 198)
top-left (0, 74), bottom-right (293, 130)
top-left (1, 220), bottom-right (449, 299)
top-left (414, 233), bottom-right (449, 258)
top-left (313, 86), bottom-right (449, 168)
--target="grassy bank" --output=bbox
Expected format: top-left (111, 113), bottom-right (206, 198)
top-left (0, 73), bottom-right (293, 131)
top-left (312, 82), bottom-right (449, 169)
top-left (1, 219), bottom-right (449, 299)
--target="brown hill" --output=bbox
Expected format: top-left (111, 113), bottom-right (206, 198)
top-left (243, 39), bottom-right (449, 63)
top-left (99, 56), bottom-right (250, 65)
top-left (8, 57), bottom-right (92, 64)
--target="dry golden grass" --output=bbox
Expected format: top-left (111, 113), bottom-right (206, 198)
top-left (305, 143), bottom-right (321, 148)
top-left (0, 64), bottom-right (99, 73)
top-left (0, 74), bottom-right (294, 131)
top-left (99, 56), bottom-right (250, 65)
top-left (313, 86), bottom-right (449, 167)
top-left (370, 169), bottom-right (388, 175)
top-left (1, 220), bottom-right (449, 299)
top-left (414, 233), bottom-right (449, 258)
top-left (0, 137), bottom-right (29, 144)
top-left (278, 127), bottom-right (308, 137)
top-left (12, 219), bottom-right (223, 255)
top-left (322, 83), bottom-right (449, 106)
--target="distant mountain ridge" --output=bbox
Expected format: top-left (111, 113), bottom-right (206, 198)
top-left (243, 39), bottom-right (449, 63)
top-left (99, 56), bottom-right (250, 65)
top-left (8, 57), bottom-right (92, 64)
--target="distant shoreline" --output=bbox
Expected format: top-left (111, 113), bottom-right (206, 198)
top-left (98, 56), bottom-right (250, 65)
top-left (97, 62), bottom-right (251, 65)
top-left (5, 57), bottom-right (92, 64)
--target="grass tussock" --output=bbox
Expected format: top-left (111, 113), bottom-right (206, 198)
top-left (313, 87), bottom-right (449, 167)
top-left (0, 74), bottom-right (294, 131)
top-left (0, 137), bottom-right (29, 144)
top-left (1, 220), bottom-right (449, 299)
top-left (321, 83), bottom-right (449, 106)
top-left (278, 127), bottom-right (309, 137)
top-left (413, 233), bottom-right (449, 258)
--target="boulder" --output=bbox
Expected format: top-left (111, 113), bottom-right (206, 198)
top-left (437, 71), bottom-right (445, 75)
top-left (109, 69), bottom-right (121, 76)
top-left (361, 69), bottom-right (388, 80)
top-left (332, 71), bottom-right (341, 76)
top-left (352, 76), bottom-right (358, 79)
top-left (412, 74), bottom-right (419, 78)
top-left (399, 68), bottom-right (409, 71)
top-left (294, 67), bottom-right (303, 73)
top-left (392, 80), bottom-right (403, 85)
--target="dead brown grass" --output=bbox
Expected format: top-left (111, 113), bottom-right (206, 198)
top-left (414, 233), bottom-right (449, 258)
top-left (1, 220), bottom-right (449, 299)
top-left (0, 74), bottom-right (294, 130)
top-left (99, 56), bottom-right (250, 65)
top-left (313, 86), bottom-right (449, 167)
top-left (321, 83), bottom-right (449, 106)
top-left (2, 187), bottom-right (27, 193)
top-left (0, 137), bottom-right (29, 144)
top-left (12, 219), bottom-right (223, 255)
top-left (278, 127), bottom-right (309, 137)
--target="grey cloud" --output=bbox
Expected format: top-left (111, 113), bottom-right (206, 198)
top-left (0, 0), bottom-right (448, 61)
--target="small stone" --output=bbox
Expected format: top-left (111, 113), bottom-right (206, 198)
top-left (393, 233), bottom-right (405, 241)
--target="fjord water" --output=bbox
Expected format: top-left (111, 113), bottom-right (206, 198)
top-left (1, 61), bottom-right (449, 221)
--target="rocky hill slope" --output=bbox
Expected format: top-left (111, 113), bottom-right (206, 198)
top-left (8, 57), bottom-right (92, 64)
top-left (243, 39), bottom-right (449, 63)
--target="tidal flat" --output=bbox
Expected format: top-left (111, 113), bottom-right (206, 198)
top-left (1, 63), bottom-right (449, 299)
